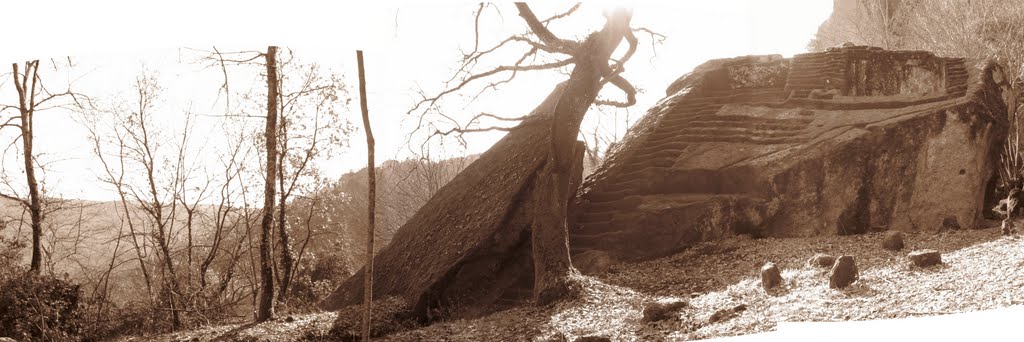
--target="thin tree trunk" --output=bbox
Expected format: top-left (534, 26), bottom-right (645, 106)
top-left (11, 61), bottom-right (44, 274)
top-left (356, 50), bottom-right (376, 342)
top-left (277, 119), bottom-right (295, 301)
top-left (257, 45), bottom-right (280, 323)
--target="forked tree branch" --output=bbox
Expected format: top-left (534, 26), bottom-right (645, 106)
top-left (514, 2), bottom-right (580, 54)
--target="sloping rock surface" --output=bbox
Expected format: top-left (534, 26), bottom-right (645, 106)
top-left (571, 46), bottom-right (1013, 263)
top-left (321, 83), bottom-right (574, 319)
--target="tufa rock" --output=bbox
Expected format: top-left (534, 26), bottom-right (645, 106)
top-left (571, 46), bottom-right (1009, 262)
top-left (760, 262), bottom-right (783, 290)
top-left (828, 255), bottom-right (859, 289)
top-left (881, 231), bottom-right (905, 251)
top-left (641, 299), bottom-right (689, 323)
top-left (321, 83), bottom-right (589, 320)
top-left (807, 253), bottom-right (836, 268)
top-left (942, 216), bottom-right (961, 229)
top-left (908, 249), bottom-right (942, 267)
top-left (574, 250), bottom-right (620, 275)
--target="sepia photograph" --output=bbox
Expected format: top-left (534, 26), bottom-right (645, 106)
top-left (1, 0), bottom-right (1022, 341)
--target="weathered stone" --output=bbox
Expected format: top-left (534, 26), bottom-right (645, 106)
top-left (908, 249), bottom-right (942, 267)
top-left (321, 83), bottom-right (588, 320)
top-left (829, 255), bottom-right (858, 289)
top-left (641, 299), bottom-right (688, 323)
top-left (881, 231), bottom-right (905, 251)
top-left (571, 46), bottom-right (1011, 262)
top-left (708, 304), bottom-right (747, 324)
top-left (807, 253), bottom-right (836, 268)
top-left (328, 296), bottom-right (417, 340)
top-left (760, 262), bottom-right (783, 290)
top-left (574, 336), bottom-right (612, 342)
top-left (942, 216), bottom-right (961, 229)
top-left (573, 250), bottom-right (619, 275)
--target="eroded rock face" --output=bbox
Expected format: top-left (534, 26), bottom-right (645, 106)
top-left (321, 83), bottom-right (583, 321)
top-left (571, 46), bottom-right (1011, 262)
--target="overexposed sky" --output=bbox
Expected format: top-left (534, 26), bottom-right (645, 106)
top-left (0, 0), bottom-right (832, 201)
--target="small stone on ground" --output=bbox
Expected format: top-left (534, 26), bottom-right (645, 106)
top-left (881, 231), bottom-right (905, 251)
top-left (807, 253), bottom-right (835, 268)
top-left (641, 299), bottom-right (688, 323)
top-left (574, 336), bottom-right (611, 342)
top-left (829, 255), bottom-right (859, 289)
top-left (908, 249), bottom-right (942, 267)
top-left (760, 262), bottom-right (783, 290)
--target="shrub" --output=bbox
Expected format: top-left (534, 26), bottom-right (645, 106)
top-left (0, 272), bottom-right (83, 341)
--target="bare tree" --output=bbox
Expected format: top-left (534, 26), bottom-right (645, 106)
top-left (1, 60), bottom-right (87, 273)
top-left (356, 49), bottom-right (376, 342)
top-left (257, 45), bottom-right (280, 323)
top-left (274, 56), bottom-right (350, 302)
top-left (809, 0), bottom-right (910, 51)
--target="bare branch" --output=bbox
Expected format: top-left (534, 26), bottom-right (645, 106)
top-left (541, 3), bottom-right (581, 24)
top-left (595, 74), bottom-right (637, 108)
top-left (514, 2), bottom-right (580, 53)
top-left (407, 58), bottom-right (574, 119)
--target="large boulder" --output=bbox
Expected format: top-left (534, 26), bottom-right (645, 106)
top-left (571, 46), bottom-right (1013, 262)
top-left (320, 83), bottom-right (586, 321)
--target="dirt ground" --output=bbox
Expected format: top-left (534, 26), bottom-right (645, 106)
top-left (130, 226), bottom-right (1024, 341)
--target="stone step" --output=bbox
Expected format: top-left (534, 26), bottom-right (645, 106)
top-left (582, 195), bottom-right (643, 211)
top-left (675, 134), bottom-right (804, 145)
top-left (635, 139), bottom-right (690, 153)
top-left (597, 178), bottom-right (651, 194)
top-left (586, 188), bottom-right (640, 203)
top-left (688, 114), bottom-right (813, 125)
top-left (685, 120), bottom-right (807, 131)
top-left (619, 157), bottom-right (675, 170)
top-left (628, 148), bottom-right (682, 161)
top-left (676, 126), bottom-right (804, 138)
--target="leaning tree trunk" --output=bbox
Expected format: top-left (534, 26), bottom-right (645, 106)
top-left (257, 45), bottom-right (280, 323)
top-left (531, 10), bottom-right (633, 305)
